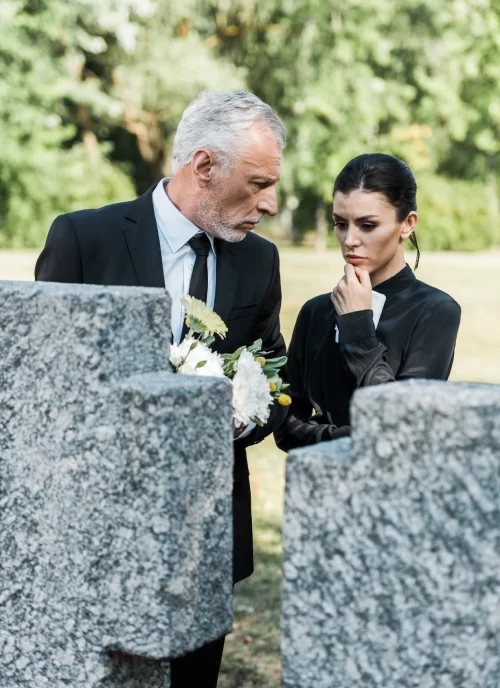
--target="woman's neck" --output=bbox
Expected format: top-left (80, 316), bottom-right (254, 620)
top-left (370, 253), bottom-right (407, 289)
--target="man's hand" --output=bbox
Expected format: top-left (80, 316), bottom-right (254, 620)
top-left (331, 264), bottom-right (372, 315)
top-left (234, 424), bottom-right (247, 439)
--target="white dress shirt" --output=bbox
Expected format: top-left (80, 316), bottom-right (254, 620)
top-left (152, 178), bottom-right (255, 439)
top-left (152, 178), bottom-right (216, 345)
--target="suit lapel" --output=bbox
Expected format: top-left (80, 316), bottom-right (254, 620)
top-left (214, 239), bottom-right (238, 325)
top-left (123, 192), bottom-right (240, 325)
top-left (123, 185), bottom-right (165, 288)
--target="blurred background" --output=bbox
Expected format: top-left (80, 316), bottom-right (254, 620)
top-left (2, 0), bottom-right (500, 250)
top-left (2, 1), bottom-right (500, 685)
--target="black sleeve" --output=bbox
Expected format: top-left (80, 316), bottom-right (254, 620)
top-left (35, 215), bottom-right (83, 283)
top-left (274, 304), bottom-right (349, 453)
top-left (238, 244), bottom-right (289, 448)
top-left (337, 300), bottom-right (461, 386)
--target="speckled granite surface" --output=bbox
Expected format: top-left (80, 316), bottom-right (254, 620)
top-left (0, 281), bottom-right (233, 687)
top-left (282, 380), bottom-right (500, 688)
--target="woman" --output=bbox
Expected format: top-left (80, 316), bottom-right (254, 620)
top-left (275, 153), bottom-right (461, 452)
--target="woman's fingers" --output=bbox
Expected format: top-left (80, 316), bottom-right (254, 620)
top-left (354, 267), bottom-right (371, 287)
top-left (333, 265), bottom-right (373, 314)
top-left (330, 286), bottom-right (339, 307)
top-left (344, 263), bottom-right (356, 282)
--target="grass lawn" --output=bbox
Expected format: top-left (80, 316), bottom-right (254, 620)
top-left (2, 247), bottom-right (500, 687)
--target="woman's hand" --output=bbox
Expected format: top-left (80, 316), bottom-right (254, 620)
top-left (331, 265), bottom-right (372, 315)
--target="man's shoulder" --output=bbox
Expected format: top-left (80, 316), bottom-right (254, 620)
top-left (60, 197), bottom-right (139, 230)
top-left (237, 231), bottom-right (277, 258)
top-left (48, 187), bottom-right (156, 249)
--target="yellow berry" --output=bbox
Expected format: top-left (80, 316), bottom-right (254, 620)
top-left (278, 394), bottom-right (292, 407)
top-left (255, 356), bottom-right (266, 367)
top-left (185, 317), bottom-right (190, 327)
top-left (269, 382), bottom-right (277, 392)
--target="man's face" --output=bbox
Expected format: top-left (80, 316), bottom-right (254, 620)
top-left (198, 122), bottom-right (282, 242)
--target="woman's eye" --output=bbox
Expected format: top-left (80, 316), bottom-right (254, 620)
top-left (361, 224), bottom-right (376, 231)
top-left (334, 221), bottom-right (347, 230)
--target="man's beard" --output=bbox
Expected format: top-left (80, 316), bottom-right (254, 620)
top-left (197, 192), bottom-right (262, 243)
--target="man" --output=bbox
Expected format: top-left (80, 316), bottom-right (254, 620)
top-left (35, 89), bottom-right (287, 687)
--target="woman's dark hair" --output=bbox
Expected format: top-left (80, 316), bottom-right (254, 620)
top-left (333, 153), bottom-right (420, 268)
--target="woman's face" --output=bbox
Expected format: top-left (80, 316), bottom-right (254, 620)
top-left (333, 189), bottom-right (417, 282)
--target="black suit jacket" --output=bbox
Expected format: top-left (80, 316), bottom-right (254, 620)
top-left (35, 185), bottom-right (287, 583)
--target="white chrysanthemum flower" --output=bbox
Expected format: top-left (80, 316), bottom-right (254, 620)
top-left (170, 338), bottom-right (225, 378)
top-left (169, 337), bottom-right (195, 369)
top-left (232, 349), bottom-right (273, 427)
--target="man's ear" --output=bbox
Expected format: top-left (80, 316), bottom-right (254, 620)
top-left (400, 211), bottom-right (418, 241)
top-left (191, 149), bottom-right (216, 188)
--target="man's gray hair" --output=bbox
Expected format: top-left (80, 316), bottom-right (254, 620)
top-left (172, 90), bottom-right (287, 173)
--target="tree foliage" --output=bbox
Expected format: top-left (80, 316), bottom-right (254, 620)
top-left (1, 0), bottom-right (499, 248)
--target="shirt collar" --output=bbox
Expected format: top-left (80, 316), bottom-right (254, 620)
top-left (152, 178), bottom-right (215, 254)
top-left (373, 264), bottom-right (416, 298)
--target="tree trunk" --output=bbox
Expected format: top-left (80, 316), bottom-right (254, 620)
top-left (123, 104), bottom-right (167, 186)
top-left (281, 207), bottom-right (300, 244)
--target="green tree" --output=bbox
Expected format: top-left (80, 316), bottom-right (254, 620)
top-left (200, 0), bottom-right (500, 246)
top-left (2, 0), bottom-right (500, 249)
top-left (109, 0), bottom-right (244, 189)
top-left (0, 0), bottom-right (143, 247)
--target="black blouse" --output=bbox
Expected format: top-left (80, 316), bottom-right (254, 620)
top-left (275, 265), bottom-right (461, 452)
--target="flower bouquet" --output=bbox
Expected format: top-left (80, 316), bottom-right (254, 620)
top-left (169, 296), bottom-right (290, 429)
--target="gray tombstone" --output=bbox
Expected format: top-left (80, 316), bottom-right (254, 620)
top-left (0, 281), bottom-right (234, 687)
top-left (282, 380), bottom-right (500, 688)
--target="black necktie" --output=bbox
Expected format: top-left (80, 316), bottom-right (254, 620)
top-left (181, 233), bottom-right (211, 340)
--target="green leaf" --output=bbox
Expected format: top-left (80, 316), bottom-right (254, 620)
top-left (251, 417), bottom-right (265, 427)
top-left (264, 356), bottom-right (287, 367)
top-left (247, 339), bottom-right (263, 353)
top-left (231, 346), bottom-right (246, 361)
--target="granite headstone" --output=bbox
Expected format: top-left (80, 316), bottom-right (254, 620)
top-left (0, 281), bottom-right (234, 687)
top-left (282, 380), bottom-right (500, 688)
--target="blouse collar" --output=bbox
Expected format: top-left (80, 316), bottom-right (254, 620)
top-left (373, 264), bottom-right (416, 298)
